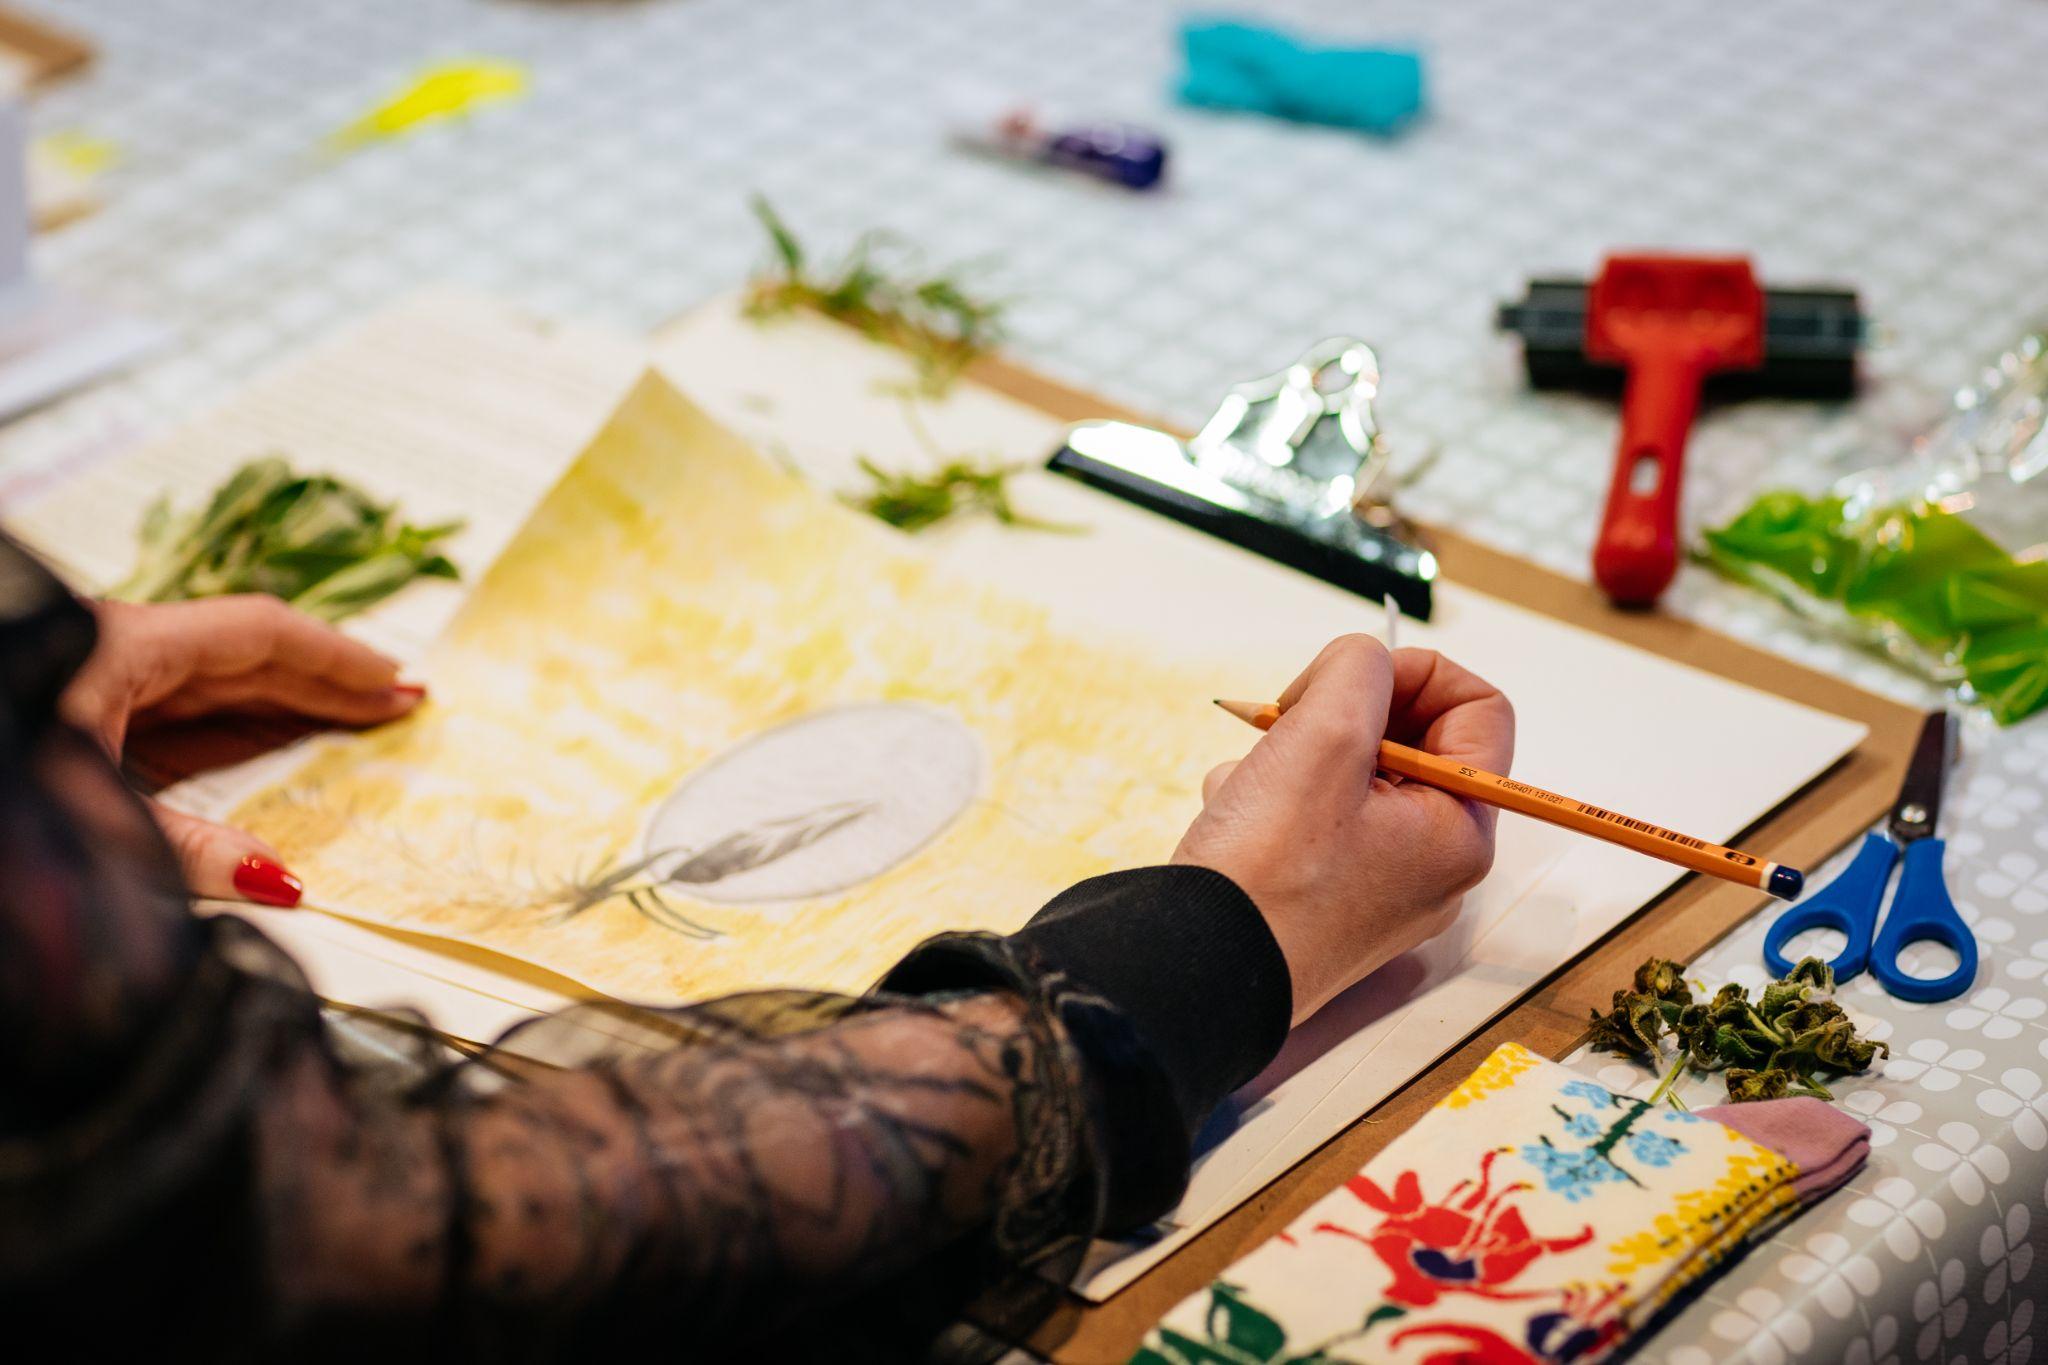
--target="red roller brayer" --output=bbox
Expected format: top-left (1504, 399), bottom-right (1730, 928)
top-left (1498, 254), bottom-right (1865, 606)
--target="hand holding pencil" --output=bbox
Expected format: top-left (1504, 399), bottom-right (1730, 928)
top-left (1172, 636), bottom-right (1516, 1022)
top-left (1210, 700), bottom-right (1803, 901)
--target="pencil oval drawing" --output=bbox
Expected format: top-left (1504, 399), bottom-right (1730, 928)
top-left (641, 702), bottom-right (984, 904)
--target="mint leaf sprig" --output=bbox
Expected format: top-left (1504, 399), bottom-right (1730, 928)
top-left (110, 456), bottom-right (461, 624)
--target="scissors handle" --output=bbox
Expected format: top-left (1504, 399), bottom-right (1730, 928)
top-left (1763, 831), bottom-right (1895, 982)
top-left (1870, 837), bottom-right (1977, 1003)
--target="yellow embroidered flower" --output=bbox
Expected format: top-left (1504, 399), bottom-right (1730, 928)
top-left (1443, 1043), bottom-right (1541, 1110)
top-left (1603, 1130), bottom-right (1798, 1277)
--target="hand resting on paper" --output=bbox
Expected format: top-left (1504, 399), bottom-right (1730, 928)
top-left (1172, 635), bottom-right (1515, 1023)
top-left (58, 595), bottom-right (423, 905)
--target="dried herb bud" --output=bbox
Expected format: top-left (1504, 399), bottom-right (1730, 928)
top-left (1587, 988), bottom-right (1667, 1059)
top-left (1807, 1020), bottom-right (1889, 1072)
top-left (1724, 1067), bottom-right (1793, 1103)
top-left (1786, 956), bottom-right (1836, 993)
top-left (1758, 978), bottom-right (1809, 1019)
top-left (1714, 1024), bottom-right (1767, 1068)
top-left (1771, 1000), bottom-right (1847, 1036)
top-left (1632, 957), bottom-right (1693, 1006)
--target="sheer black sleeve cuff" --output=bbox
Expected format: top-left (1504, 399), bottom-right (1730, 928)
top-left (879, 866), bottom-right (1291, 1230)
top-left (1007, 866), bottom-right (1291, 1140)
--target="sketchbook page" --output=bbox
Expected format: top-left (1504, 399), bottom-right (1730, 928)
top-left (0, 288), bottom-right (645, 662)
top-left (221, 370), bottom-right (1281, 1004)
top-left (652, 292), bottom-right (1074, 496)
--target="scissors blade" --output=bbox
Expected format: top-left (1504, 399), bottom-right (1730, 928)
top-left (1888, 711), bottom-right (1952, 844)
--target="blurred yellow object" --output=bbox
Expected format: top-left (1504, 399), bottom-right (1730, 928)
top-left (36, 129), bottom-right (116, 175)
top-left (28, 131), bottom-right (114, 229)
top-left (331, 59), bottom-right (528, 150)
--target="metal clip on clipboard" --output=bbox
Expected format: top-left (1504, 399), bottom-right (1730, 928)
top-left (1046, 338), bottom-right (1439, 620)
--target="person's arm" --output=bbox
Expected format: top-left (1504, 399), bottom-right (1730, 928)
top-left (255, 959), bottom-right (1101, 1352)
top-left (3, 537), bottom-right (1513, 1357)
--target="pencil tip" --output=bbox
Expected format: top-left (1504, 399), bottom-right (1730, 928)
top-left (1215, 699), bottom-right (1275, 727)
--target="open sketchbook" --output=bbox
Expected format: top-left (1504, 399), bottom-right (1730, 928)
top-left (3, 292), bottom-right (1867, 1298)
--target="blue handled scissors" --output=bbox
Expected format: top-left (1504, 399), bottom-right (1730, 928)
top-left (1763, 711), bottom-right (1976, 1003)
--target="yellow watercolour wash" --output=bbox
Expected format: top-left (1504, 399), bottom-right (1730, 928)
top-left (332, 59), bottom-right (529, 149)
top-left (232, 373), bottom-right (1249, 1004)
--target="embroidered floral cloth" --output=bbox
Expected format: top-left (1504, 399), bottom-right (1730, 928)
top-left (1133, 1043), bottom-right (1869, 1365)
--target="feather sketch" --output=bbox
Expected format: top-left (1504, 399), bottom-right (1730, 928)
top-left (553, 799), bottom-right (881, 937)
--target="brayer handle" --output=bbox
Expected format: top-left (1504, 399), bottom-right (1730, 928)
top-left (1592, 351), bottom-right (1705, 606)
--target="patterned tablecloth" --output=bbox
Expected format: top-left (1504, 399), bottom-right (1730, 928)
top-left (4, 2), bottom-right (2045, 1360)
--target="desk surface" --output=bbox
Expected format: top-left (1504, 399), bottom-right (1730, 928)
top-left (5, 3), bottom-right (2047, 1362)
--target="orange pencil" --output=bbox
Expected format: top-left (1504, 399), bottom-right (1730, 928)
top-left (1213, 699), bottom-right (1805, 900)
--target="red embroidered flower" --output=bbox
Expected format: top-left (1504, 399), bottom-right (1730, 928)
top-left (1316, 1150), bottom-right (1594, 1308)
top-left (1390, 1323), bottom-right (1545, 1365)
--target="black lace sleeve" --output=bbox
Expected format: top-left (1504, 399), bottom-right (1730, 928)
top-left (2, 901), bottom-right (1111, 1362)
top-left (0, 531), bottom-right (1288, 1363)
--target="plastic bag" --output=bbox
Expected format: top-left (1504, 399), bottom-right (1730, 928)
top-left (1700, 331), bottom-right (2048, 724)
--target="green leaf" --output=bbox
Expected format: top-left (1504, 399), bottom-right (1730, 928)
top-left (843, 456), bottom-right (1074, 534)
top-left (1154, 1327), bottom-right (1265, 1365)
top-left (1207, 1283), bottom-right (1287, 1360)
top-left (113, 456), bottom-right (461, 623)
top-left (740, 197), bottom-right (1008, 395)
top-left (750, 194), bottom-right (804, 275)
top-left (1362, 1304), bottom-right (1407, 1332)
top-left (1701, 490), bottom-right (2048, 725)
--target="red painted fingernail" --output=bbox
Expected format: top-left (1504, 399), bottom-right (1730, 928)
top-left (392, 682), bottom-right (427, 701)
top-left (234, 854), bottom-right (303, 907)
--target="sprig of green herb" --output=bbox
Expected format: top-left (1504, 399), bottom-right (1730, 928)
top-left (1586, 955), bottom-right (1888, 1106)
top-left (110, 456), bottom-right (462, 623)
top-left (844, 456), bottom-right (1075, 534)
top-left (742, 195), bottom-right (1006, 395)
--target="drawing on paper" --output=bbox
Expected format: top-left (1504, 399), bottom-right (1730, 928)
top-left (640, 702), bottom-right (983, 904)
top-left (227, 372), bottom-right (1258, 1004)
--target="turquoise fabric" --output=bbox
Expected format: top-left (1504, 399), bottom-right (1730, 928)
top-left (1178, 19), bottom-right (1425, 136)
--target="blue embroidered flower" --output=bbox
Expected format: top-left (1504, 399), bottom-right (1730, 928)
top-left (1559, 1080), bottom-right (1615, 1108)
top-left (1515, 1141), bottom-right (1628, 1203)
top-left (1563, 1111), bottom-right (1603, 1140)
top-left (1659, 1107), bottom-right (1704, 1126)
top-left (1623, 1129), bottom-right (1687, 1168)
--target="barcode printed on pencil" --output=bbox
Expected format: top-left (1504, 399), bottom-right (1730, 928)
top-left (1578, 806), bottom-right (1705, 849)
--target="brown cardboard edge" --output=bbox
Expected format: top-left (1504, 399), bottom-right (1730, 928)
top-left (0, 6), bottom-right (93, 88)
top-left (954, 353), bottom-right (1926, 1362)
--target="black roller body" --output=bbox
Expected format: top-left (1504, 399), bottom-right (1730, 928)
top-left (1498, 278), bottom-right (1865, 400)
